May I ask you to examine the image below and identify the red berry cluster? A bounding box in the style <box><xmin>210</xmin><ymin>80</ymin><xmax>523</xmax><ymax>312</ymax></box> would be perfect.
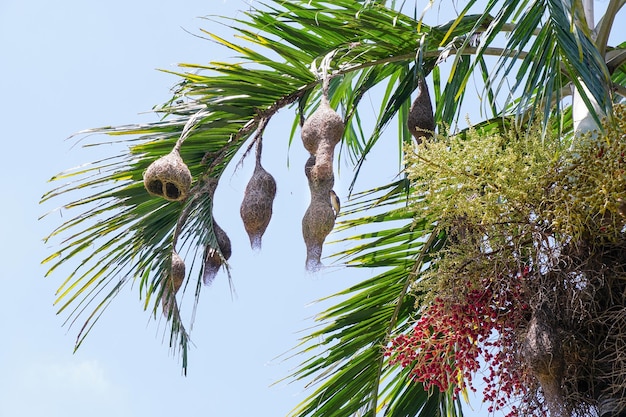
<box><xmin>387</xmin><ymin>272</ymin><xmax>533</xmax><ymax>416</ymax></box>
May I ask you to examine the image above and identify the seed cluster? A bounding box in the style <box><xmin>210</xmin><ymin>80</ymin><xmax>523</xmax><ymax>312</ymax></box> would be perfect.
<box><xmin>143</xmin><ymin>149</ymin><xmax>192</xmax><ymax>201</ymax></box>
<box><xmin>240</xmin><ymin>143</ymin><xmax>277</xmax><ymax>250</ymax></box>
<box><xmin>300</xmin><ymin>95</ymin><xmax>344</xmax><ymax>271</ymax></box>
<box><xmin>387</xmin><ymin>274</ymin><xmax>531</xmax><ymax>416</ymax></box>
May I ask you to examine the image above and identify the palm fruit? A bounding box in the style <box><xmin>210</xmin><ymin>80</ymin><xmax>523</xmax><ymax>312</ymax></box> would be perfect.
<box><xmin>302</xmin><ymin>198</ymin><xmax>336</xmax><ymax>271</ymax></box>
<box><xmin>143</xmin><ymin>149</ymin><xmax>192</xmax><ymax>201</ymax></box>
<box><xmin>162</xmin><ymin>251</ymin><xmax>185</xmax><ymax>316</ymax></box>
<box><xmin>618</xmin><ymin>198</ymin><xmax>626</xmax><ymax>218</ymax></box>
<box><xmin>407</xmin><ymin>76</ymin><xmax>435</xmax><ymax>144</ymax></box>
<box><xmin>240</xmin><ymin>159</ymin><xmax>277</xmax><ymax>250</ymax></box>
<box><xmin>301</xmin><ymin>96</ymin><xmax>344</xmax><ymax>153</ymax></box>
<box><xmin>202</xmin><ymin>221</ymin><xmax>232</xmax><ymax>285</ymax></box>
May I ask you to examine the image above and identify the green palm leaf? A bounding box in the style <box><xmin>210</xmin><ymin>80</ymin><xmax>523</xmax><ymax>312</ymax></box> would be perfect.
<box><xmin>455</xmin><ymin>0</ymin><xmax>614</xmax><ymax>129</ymax></box>
<box><xmin>286</xmin><ymin>179</ymin><xmax>453</xmax><ymax>417</ymax></box>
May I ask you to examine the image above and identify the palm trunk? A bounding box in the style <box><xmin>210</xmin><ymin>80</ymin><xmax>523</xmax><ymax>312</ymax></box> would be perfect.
<box><xmin>572</xmin><ymin>5</ymin><xmax>624</xmax><ymax>416</ymax></box>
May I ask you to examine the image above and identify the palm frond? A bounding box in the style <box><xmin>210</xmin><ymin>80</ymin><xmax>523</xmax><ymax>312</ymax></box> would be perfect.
<box><xmin>286</xmin><ymin>179</ymin><xmax>454</xmax><ymax>417</ymax></box>
<box><xmin>456</xmin><ymin>0</ymin><xmax>613</xmax><ymax>130</ymax></box>
<box><xmin>39</xmin><ymin>0</ymin><xmax>426</xmax><ymax>376</ymax></box>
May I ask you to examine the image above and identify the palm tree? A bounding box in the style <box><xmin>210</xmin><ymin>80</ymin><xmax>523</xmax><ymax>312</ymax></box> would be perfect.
<box><xmin>40</xmin><ymin>0</ymin><xmax>626</xmax><ymax>416</ymax></box>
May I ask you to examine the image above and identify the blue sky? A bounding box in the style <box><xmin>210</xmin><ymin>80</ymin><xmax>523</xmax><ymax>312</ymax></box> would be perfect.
<box><xmin>1</xmin><ymin>1</ymin><xmax>624</xmax><ymax>417</ymax></box>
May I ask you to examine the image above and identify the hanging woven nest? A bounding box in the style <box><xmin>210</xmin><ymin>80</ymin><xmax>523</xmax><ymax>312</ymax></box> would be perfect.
<box><xmin>143</xmin><ymin>149</ymin><xmax>192</xmax><ymax>202</ymax></box>
<box><xmin>240</xmin><ymin>159</ymin><xmax>277</xmax><ymax>250</ymax></box>
<box><xmin>523</xmin><ymin>303</ymin><xmax>566</xmax><ymax>415</ymax></box>
<box><xmin>302</xmin><ymin>198</ymin><xmax>336</xmax><ymax>271</ymax></box>
<box><xmin>203</xmin><ymin>221</ymin><xmax>232</xmax><ymax>285</ymax></box>
<box><xmin>161</xmin><ymin>251</ymin><xmax>185</xmax><ymax>315</ymax></box>
<box><xmin>300</xmin><ymin>91</ymin><xmax>344</xmax><ymax>271</ymax></box>
<box><xmin>407</xmin><ymin>76</ymin><xmax>435</xmax><ymax>144</ymax></box>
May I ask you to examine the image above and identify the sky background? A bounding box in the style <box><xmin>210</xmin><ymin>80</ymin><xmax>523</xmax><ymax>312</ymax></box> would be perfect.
<box><xmin>1</xmin><ymin>1</ymin><xmax>624</xmax><ymax>417</ymax></box>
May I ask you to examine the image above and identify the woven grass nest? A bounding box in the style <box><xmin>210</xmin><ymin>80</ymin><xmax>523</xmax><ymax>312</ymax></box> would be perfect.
<box><xmin>203</xmin><ymin>221</ymin><xmax>232</xmax><ymax>285</ymax></box>
<box><xmin>301</xmin><ymin>96</ymin><xmax>344</xmax><ymax>153</ymax></box>
<box><xmin>302</xmin><ymin>197</ymin><xmax>336</xmax><ymax>271</ymax></box>
<box><xmin>407</xmin><ymin>76</ymin><xmax>435</xmax><ymax>144</ymax></box>
<box><xmin>161</xmin><ymin>251</ymin><xmax>185</xmax><ymax>315</ymax></box>
<box><xmin>300</xmin><ymin>92</ymin><xmax>344</xmax><ymax>271</ymax></box>
<box><xmin>143</xmin><ymin>150</ymin><xmax>192</xmax><ymax>202</ymax></box>
<box><xmin>240</xmin><ymin>160</ymin><xmax>276</xmax><ymax>250</ymax></box>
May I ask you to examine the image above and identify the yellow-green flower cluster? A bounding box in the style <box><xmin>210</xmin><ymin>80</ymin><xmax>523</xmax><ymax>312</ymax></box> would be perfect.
<box><xmin>405</xmin><ymin>122</ymin><xmax>560</xmax><ymax>233</ymax></box>
<box><xmin>405</xmin><ymin>105</ymin><xmax>626</xmax><ymax>246</ymax></box>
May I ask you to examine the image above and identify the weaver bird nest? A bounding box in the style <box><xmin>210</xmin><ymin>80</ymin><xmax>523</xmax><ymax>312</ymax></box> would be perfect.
<box><xmin>161</xmin><ymin>251</ymin><xmax>186</xmax><ymax>316</ymax></box>
<box><xmin>407</xmin><ymin>76</ymin><xmax>435</xmax><ymax>144</ymax></box>
<box><xmin>240</xmin><ymin>144</ymin><xmax>277</xmax><ymax>250</ymax></box>
<box><xmin>143</xmin><ymin>149</ymin><xmax>192</xmax><ymax>202</ymax></box>
<box><xmin>393</xmin><ymin>104</ymin><xmax>626</xmax><ymax>417</ymax></box>
<box><xmin>203</xmin><ymin>220</ymin><xmax>232</xmax><ymax>286</ymax></box>
<box><xmin>300</xmin><ymin>94</ymin><xmax>344</xmax><ymax>271</ymax></box>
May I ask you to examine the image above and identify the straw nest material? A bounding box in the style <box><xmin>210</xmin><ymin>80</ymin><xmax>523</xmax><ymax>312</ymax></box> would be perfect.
<box><xmin>309</xmin><ymin>152</ymin><xmax>335</xmax><ymax>186</ymax></box>
<box><xmin>143</xmin><ymin>150</ymin><xmax>192</xmax><ymax>201</ymax></box>
<box><xmin>407</xmin><ymin>76</ymin><xmax>435</xmax><ymax>144</ymax></box>
<box><xmin>302</xmin><ymin>198</ymin><xmax>336</xmax><ymax>271</ymax></box>
<box><xmin>304</xmin><ymin>155</ymin><xmax>334</xmax><ymax>190</ymax></box>
<box><xmin>301</xmin><ymin>96</ymin><xmax>344</xmax><ymax>153</ymax></box>
<box><xmin>203</xmin><ymin>220</ymin><xmax>232</xmax><ymax>286</ymax></box>
<box><xmin>523</xmin><ymin>303</ymin><xmax>566</xmax><ymax>416</ymax></box>
<box><xmin>240</xmin><ymin>160</ymin><xmax>277</xmax><ymax>250</ymax></box>
<box><xmin>161</xmin><ymin>251</ymin><xmax>185</xmax><ymax>316</ymax></box>
<box><xmin>300</xmin><ymin>93</ymin><xmax>344</xmax><ymax>270</ymax></box>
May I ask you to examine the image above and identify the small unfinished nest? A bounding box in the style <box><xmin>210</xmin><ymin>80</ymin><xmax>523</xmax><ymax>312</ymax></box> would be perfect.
<box><xmin>522</xmin><ymin>303</ymin><xmax>566</xmax><ymax>416</ymax></box>
<box><xmin>407</xmin><ymin>76</ymin><xmax>435</xmax><ymax>144</ymax></box>
<box><xmin>161</xmin><ymin>251</ymin><xmax>185</xmax><ymax>316</ymax></box>
<box><xmin>203</xmin><ymin>220</ymin><xmax>232</xmax><ymax>285</ymax></box>
<box><xmin>240</xmin><ymin>158</ymin><xmax>277</xmax><ymax>250</ymax></box>
<box><xmin>143</xmin><ymin>149</ymin><xmax>192</xmax><ymax>202</ymax></box>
